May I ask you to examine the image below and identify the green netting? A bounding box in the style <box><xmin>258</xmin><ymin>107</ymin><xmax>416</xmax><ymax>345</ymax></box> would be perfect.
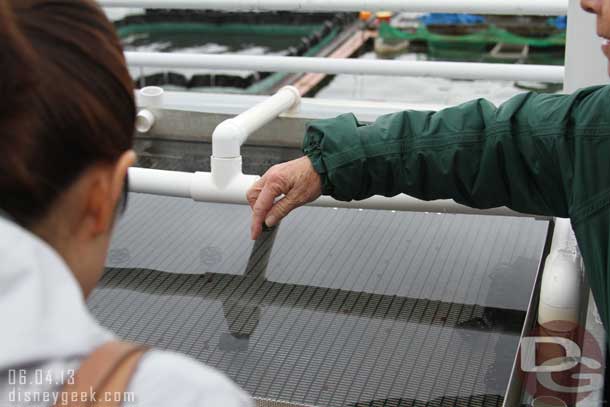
<box><xmin>117</xmin><ymin>22</ymin><xmax>321</xmax><ymax>38</ymax></box>
<box><xmin>379</xmin><ymin>22</ymin><xmax>566</xmax><ymax>48</ymax></box>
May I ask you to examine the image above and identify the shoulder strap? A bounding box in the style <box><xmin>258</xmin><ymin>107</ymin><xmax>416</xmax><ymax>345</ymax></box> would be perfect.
<box><xmin>53</xmin><ymin>341</ymin><xmax>149</xmax><ymax>407</ymax></box>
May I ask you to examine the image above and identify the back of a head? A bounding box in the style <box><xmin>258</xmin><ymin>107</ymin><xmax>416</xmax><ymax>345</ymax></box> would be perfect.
<box><xmin>0</xmin><ymin>0</ymin><xmax>135</xmax><ymax>227</ymax></box>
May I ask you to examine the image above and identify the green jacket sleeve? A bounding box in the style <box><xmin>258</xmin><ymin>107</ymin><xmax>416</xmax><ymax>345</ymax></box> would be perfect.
<box><xmin>303</xmin><ymin>84</ymin><xmax>610</xmax><ymax>328</ymax></box>
<box><xmin>304</xmin><ymin>85</ymin><xmax>610</xmax><ymax>218</ymax></box>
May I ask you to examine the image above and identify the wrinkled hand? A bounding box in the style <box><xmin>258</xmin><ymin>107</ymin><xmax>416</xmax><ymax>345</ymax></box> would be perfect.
<box><xmin>247</xmin><ymin>156</ymin><xmax>322</xmax><ymax>240</ymax></box>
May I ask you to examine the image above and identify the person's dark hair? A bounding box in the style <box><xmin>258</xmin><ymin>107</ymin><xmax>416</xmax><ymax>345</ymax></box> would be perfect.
<box><xmin>0</xmin><ymin>0</ymin><xmax>135</xmax><ymax>227</ymax></box>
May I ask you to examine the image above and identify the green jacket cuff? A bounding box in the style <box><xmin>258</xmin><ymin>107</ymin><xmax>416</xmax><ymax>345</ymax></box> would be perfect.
<box><xmin>303</xmin><ymin>123</ymin><xmax>334</xmax><ymax>196</ymax></box>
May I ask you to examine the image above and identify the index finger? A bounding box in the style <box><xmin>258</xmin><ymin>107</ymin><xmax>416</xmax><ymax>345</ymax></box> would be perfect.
<box><xmin>251</xmin><ymin>182</ymin><xmax>281</xmax><ymax>240</ymax></box>
<box><xmin>246</xmin><ymin>177</ymin><xmax>265</xmax><ymax>209</ymax></box>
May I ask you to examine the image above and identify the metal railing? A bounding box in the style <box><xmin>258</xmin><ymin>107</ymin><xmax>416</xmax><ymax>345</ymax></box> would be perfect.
<box><xmin>126</xmin><ymin>52</ymin><xmax>565</xmax><ymax>83</ymax></box>
<box><xmin>100</xmin><ymin>0</ymin><xmax>567</xmax><ymax>15</ymax></box>
<box><xmin>110</xmin><ymin>1</ymin><xmax>566</xmax><ymax>83</ymax></box>
<box><xmin>106</xmin><ymin>0</ymin><xmax>568</xmax><ymax>83</ymax></box>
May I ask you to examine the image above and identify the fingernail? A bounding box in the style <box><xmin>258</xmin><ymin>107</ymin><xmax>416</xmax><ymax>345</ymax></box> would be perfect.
<box><xmin>265</xmin><ymin>215</ymin><xmax>277</xmax><ymax>227</ymax></box>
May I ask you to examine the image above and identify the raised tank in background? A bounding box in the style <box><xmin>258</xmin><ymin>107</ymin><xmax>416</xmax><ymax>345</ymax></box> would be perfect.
<box><xmin>115</xmin><ymin>10</ymin><xmax>359</xmax><ymax>94</ymax></box>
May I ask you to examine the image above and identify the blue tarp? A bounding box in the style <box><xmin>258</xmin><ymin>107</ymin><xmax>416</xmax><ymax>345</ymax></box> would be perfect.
<box><xmin>549</xmin><ymin>16</ymin><xmax>567</xmax><ymax>30</ymax></box>
<box><xmin>419</xmin><ymin>13</ymin><xmax>486</xmax><ymax>26</ymax></box>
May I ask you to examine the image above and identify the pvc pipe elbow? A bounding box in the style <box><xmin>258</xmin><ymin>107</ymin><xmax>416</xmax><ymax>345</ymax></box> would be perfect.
<box><xmin>135</xmin><ymin>109</ymin><xmax>155</xmax><ymax>133</ymax></box>
<box><xmin>538</xmin><ymin>250</ymin><xmax>582</xmax><ymax>328</ymax></box>
<box><xmin>212</xmin><ymin>87</ymin><xmax>301</xmax><ymax>159</ymax></box>
<box><xmin>212</xmin><ymin>120</ymin><xmax>247</xmax><ymax>158</ymax></box>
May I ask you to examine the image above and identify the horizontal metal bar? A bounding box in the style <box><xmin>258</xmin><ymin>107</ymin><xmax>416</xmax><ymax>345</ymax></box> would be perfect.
<box><xmin>99</xmin><ymin>0</ymin><xmax>567</xmax><ymax>16</ymax></box>
<box><xmin>126</xmin><ymin>52</ymin><xmax>565</xmax><ymax>83</ymax></box>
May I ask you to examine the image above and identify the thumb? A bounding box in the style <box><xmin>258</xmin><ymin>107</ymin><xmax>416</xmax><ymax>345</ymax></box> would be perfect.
<box><xmin>265</xmin><ymin>195</ymin><xmax>298</xmax><ymax>227</ymax></box>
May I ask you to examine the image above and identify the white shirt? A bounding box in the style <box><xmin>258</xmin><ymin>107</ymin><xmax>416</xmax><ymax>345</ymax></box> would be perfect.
<box><xmin>0</xmin><ymin>217</ymin><xmax>253</xmax><ymax>407</ymax></box>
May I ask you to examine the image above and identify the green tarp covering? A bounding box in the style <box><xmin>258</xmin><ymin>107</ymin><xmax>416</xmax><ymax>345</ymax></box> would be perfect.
<box><xmin>379</xmin><ymin>22</ymin><xmax>565</xmax><ymax>48</ymax></box>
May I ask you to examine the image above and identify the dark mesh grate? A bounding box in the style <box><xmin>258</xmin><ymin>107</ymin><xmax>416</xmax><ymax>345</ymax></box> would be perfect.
<box><xmin>88</xmin><ymin>192</ymin><xmax>548</xmax><ymax>407</ymax></box>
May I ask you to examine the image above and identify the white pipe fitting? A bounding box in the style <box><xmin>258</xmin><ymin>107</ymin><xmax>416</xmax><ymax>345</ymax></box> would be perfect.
<box><xmin>135</xmin><ymin>86</ymin><xmax>164</xmax><ymax>133</ymax></box>
<box><xmin>192</xmin><ymin>171</ymin><xmax>260</xmax><ymax>203</ymax></box>
<box><xmin>211</xmin><ymin>155</ymin><xmax>245</xmax><ymax>186</ymax></box>
<box><xmin>135</xmin><ymin>109</ymin><xmax>156</xmax><ymax>133</ymax></box>
<box><xmin>212</xmin><ymin>86</ymin><xmax>301</xmax><ymax>159</ymax></box>
<box><xmin>210</xmin><ymin>86</ymin><xmax>300</xmax><ymax>191</ymax></box>
<box><xmin>211</xmin><ymin>120</ymin><xmax>248</xmax><ymax>159</ymax></box>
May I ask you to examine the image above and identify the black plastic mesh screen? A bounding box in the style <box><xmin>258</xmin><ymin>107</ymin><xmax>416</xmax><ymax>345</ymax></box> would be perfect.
<box><xmin>88</xmin><ymin>192</ymin><xmax>548</xmax><ymax>407</ymax></box>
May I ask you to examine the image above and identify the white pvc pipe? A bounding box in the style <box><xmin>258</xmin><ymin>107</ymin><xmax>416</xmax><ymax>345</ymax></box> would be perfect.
<box><xmin>232</xmin><ymin>86</ymin><xmax>300</xmax><ymax>137</ymax></box>
<box><xmin>99</xmin><ymin>0</ymin><xmax>567</xmax><ymax>15</ymax></box>
<box><xmin>128</xmin><ymin>167</ymin><xmax>536</xmax><ymax>218</ymax></box>
<box><xmin>129</xmin><ymin>168</ymin><xmax>193</xmax><ymax>198</ymax></box>
<box><xmin>125</xmin><ymin>52</ymin><xmax>565</xmax><ymax>83</ymax></box>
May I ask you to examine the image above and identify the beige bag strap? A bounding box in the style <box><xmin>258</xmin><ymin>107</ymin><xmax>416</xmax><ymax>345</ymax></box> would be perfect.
<box><xmin>53</xmin><ymin>341</ymin><xmax>148</xmax><ymax>407</ymax></box>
